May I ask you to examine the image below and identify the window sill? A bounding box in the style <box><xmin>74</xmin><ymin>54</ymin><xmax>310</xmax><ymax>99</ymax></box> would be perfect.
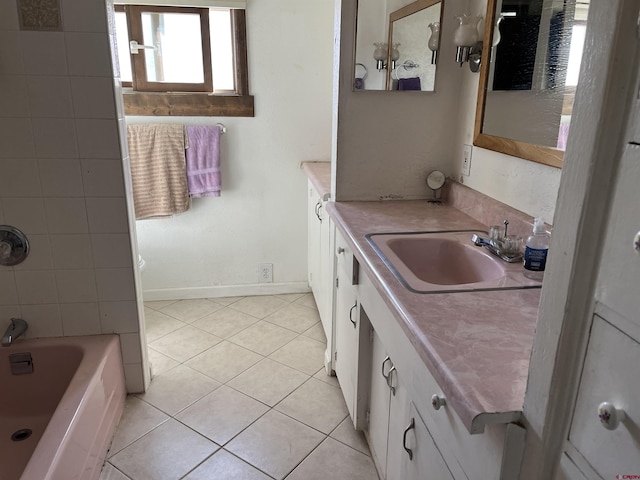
<box><xmin>122</xmin><ymin>91</ymin><xmax>254</xmax><ymax>117</ymax></box>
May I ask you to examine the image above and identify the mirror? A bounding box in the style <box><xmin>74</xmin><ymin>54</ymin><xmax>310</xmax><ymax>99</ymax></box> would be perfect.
<box><xmin>354</xmin><ymin>0</ymin><xmax>443</xmax><ymax>92</ymax></box>
<box><xmin>474</xmin><ymin>0</ymin><xmax>589</xmax><ymax>168</ymax></box>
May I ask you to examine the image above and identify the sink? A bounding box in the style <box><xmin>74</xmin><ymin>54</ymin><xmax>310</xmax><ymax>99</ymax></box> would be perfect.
<box><xmin>366</xmin><ymin>230</ymin><xmax>542</xmax><ymax>293</ymax></box>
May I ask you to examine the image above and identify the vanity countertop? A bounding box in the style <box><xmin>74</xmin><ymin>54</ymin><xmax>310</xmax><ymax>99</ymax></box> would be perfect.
<box><xmin>302</xmin><ymin>162</ymin><xmax>331</xmax><ymax>201</ymax></box>
<box><xmin>327</xmin><ymin>200</ymin><xmax>541</xmax><ymax>434</ymax></box>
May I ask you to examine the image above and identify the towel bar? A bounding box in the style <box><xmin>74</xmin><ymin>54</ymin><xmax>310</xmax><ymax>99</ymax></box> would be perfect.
<box><xmin>216</xmin><ymin>123</ymin><xmax>227</xmax><ymax>134</ymax></box>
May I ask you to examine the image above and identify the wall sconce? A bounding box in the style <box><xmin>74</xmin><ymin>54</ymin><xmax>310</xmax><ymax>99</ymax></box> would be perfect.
<box><xmin>453</xmin><ymin>14</ymin><xmax>482</xmax><ymax>65</ymax></box>
<box><xmin>390</xmin><ymin>43</ymin><xmax>400</xmax><ymax>70</ymax></box>
<box><xmin>373</xmin><ymin>42</ymin><xmax>388</xmax><ymax>70</ymax></box>
<box><xmin>428</xmin><ymin>22</ymin><xmax>440</xmax><ymax>64</ymax></box>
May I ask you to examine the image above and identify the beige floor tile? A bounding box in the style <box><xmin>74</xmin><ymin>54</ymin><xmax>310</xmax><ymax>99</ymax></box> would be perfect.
<box><xmin>185</xmin><ymin>341</ymin><xmax>263</xmax><ymax>383</ymax></box>
<box><xmin>302</xmin><ymin>322</ymin><xmax>326</xmax><ymax>343</ymax></box>
<box><xmin>143</xmin><ymin>307</ymin><xmax>186</xmax><ymax>343</ymax></box>
<box><xmin>149</xmin><ymin>325</ymin><xmax>222</xmax><ymax>362</ymax></box>
<box><xmin>263</xmin><ymin>303</ymin><xmax>321</xmax><ymax>333</ymax></box>
<box><xmin>144</xmin><ymin>300</ymin><xmax>177</xmax><ymax>311</ymax></box>
<box><xmin>228</xmin><ymin>295</ymin><xmax>289</xmax><ymax>319</ymax></box>
<box><xmin>293</xmin><ymin>293</ymin><xmax>317</xmax><ymax>309</ymax></box>
<box><xmin>227</xmin><ymin>358</ymin><xmax>309</xmax><ymax>407</ymax></box>
<box><xmin>228</xmin><ymin>321</ymin><xmax>297</xmax><ymax>356</ymax></box>
<box><xmin>313</xmin><ymin>368</ymin><xmax>340</xmax><ymax>388</ymax></box>
<box><xmin>285</xmin><ymin>437</ymin><xmax>379</xmax><ymax>480</ymax></box>
<box><xmin>110</xmin><ymin>419</ymin><xmax>218</xmax><ymax>480</ymax></box>
<box><xmin>137</xmin><ymin>364</ymin><xmax>220</xmax><ymax>415</ymax></box>
<box><xmin>226</xmin><ymin>410</ymin><xmax>324</xmax><ymax>480</ymax></box>
<box><xmin>275</xmin><ymin>378</ymin><xmax>348</xmax><ymax>434</ymax></box>
<box><xmin>275</xmin><ymin>293</ymin><xmax>306</xmax><ymax>303</ymax></box>
<box><xmin>176</xmin><ymin>385</ymin><xmax>269</xmax><ymax>445</ymax></box>
<box><xmin>330</xmin><ymin>417</ymin><xmax>370</xmax><ymax>456</ymax></box>
<box><xmin>183</xmin><ymin>449</ymin><xmax>271</xmax><ymax>480</ymax></box>
<box><xmin>108</xmin><ymin>396</ymin><xmax>170</xmax><ymax>457</ymax></box>
<box><xmin>159</xmin><ymin>298</ymin><xmax>223</xmax><ymax>323</ymax></box>
<box><xmin>269</xmin><ymin>335</ymin><xmax>326</xmax><ymax>375</ymax></box>
<box><xmin>208</xmin><ymin>296</ymin><xmax>244</xmax><ymax>306</ymax></box>
<box><xmin>100</xmin><ymin>462</ymin><xmax>131</xmax><ymax>480</ymax></box>
<box><xmin>192</xmin><ymin>307</ymin><xmax>260</xmax><ymax>339</ymax></box>
<box><xmin>147</xmin><ymin>347</ymin><xmax>179</xmax><ymax>377</ymax></box>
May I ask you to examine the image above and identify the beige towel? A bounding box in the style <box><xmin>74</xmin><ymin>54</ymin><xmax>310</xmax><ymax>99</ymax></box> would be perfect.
<box><xmin>127</xmin><ymin>124</ymin><xmax>190</xmax><ymax>220</ymax></box>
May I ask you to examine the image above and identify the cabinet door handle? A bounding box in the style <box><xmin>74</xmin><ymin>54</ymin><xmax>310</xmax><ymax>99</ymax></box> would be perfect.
<box><xmin>349</xmin><ymin>302</ymin><xmax>357</xmax><ymax>328</ymax></box>
<box><xmin>337</xmin><ymin>246</ymin><xmax>345</xmax><ymax>254</ymax></box>
<box><xmin>381</xmin><ymin>356</ymin><xmax>392</xmax><ymax>382</ymax></box>
<box><xmin>431</xmin><ymin>394</ymin><xmax>446</xmax><ymax>411</ymax></box>
<box><xmin>314</xmin><ymin>201</ymin><xmax>322</xmax><ymax>222</ymax></box>
<box><xmin>403</xmin><ymin>418</ymin><xmax>415</xmax><ymax>461</ymax></box>
<box><xmin>598</xmin><ymin>402</ymin><xmax>626</xmax><ymax>430</ymax></box>
<box><xmin>387</xmin><ymin>366</ymin><xmax>397</xmax><ymax>395</ymax></box>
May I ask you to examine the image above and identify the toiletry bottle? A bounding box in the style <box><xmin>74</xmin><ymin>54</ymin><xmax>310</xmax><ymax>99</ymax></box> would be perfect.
<box><xmin>523</xmin><ymin>217</ymin><xmax>549</xmax><ymax>280</ymax></box>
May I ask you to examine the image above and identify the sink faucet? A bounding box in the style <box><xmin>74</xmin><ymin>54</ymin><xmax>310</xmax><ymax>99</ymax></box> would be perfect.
<box><xmin>2</xmin><ymin>318</ymin><xmax>28</xmax><ymax>346</ymax></box>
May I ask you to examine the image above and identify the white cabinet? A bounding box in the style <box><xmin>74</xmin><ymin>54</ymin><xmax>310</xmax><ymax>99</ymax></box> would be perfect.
<box><xmin>307</xmin><ymin>180</ymin><xmax>334</xmax><ymax>372</ymax></box>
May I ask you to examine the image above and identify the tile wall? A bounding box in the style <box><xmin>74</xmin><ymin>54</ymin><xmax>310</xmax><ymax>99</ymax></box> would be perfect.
<box><xmin>0</xmin><ymin>0</ymin><xmax>146</xmax><ymax>391</ymax></box>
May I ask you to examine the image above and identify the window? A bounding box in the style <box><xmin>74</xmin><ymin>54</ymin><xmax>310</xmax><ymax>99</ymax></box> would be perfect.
<box><xmin>114</xmin><ymin>4</ymin><xmax>253</xmax><ymax>116</ymax></box>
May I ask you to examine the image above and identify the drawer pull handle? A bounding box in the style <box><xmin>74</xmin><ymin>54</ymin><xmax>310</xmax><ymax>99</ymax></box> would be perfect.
<box><xmin>381</xmin><ymin>356</ymin><xmax>392</xmax><ymax>381</ymax></box>
<box><xmin>387</xmin><ymin>366</ymin><xmax>397</xmax><ymax>395</ymax></box>
<box><xmin>349</xmin><ymin>302</ymin><xmax>357</xmax><ymax>328</ymax></box>
<box><xmin>598</xmin><ymin>402</ymin><xmax>626</xmax><ymax>430</ymax></box>
<box><xmin>431</xmin><ymin>394</ymin><xmax>446</xmax><ymax>411</ymax></box>
<box><xmin>403</xmin><ymin>418</ymin><xmax>415</xmax><ymax>461</ymax></box>
<box><xmin>337</xmin><ymin>246</ymin><xmax>345</xmax><ymax>254</ymax></box>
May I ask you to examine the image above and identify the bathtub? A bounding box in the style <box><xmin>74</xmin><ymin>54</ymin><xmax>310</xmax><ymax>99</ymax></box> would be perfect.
<box><xmin>0</xmin><ymin>335</ymin><xmax>126</xmax><ymax>480</ymax></box>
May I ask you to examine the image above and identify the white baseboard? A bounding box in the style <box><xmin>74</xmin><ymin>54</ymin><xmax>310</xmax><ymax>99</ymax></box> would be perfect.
<box><xmin>141</xmin><ymin>282</ymin><xmax>310</xmax><ymax>301</ymax></box>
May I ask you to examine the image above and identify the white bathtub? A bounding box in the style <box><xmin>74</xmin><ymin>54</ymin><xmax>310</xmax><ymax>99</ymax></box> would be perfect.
<box><xmin>0</xmin><ymin>335</ymin><xmax>126</xmax><ymax>480</ymax></box>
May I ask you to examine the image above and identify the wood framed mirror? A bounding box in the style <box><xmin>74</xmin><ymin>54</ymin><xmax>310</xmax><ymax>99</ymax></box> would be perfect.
<box><xmin>474</xmin><ymin>0</ymin><xmax>589</xmax><ymax>169</ymax></box>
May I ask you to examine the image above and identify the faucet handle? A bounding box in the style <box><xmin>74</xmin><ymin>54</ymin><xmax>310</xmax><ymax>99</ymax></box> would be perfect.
<box><xmin>503</xmin><ymin>219</ymin><xmax>509</xmax><ymax>238</ymax></box>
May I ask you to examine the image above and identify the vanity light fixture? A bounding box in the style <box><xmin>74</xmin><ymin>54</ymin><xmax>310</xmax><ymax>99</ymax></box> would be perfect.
<box><xmin>390</xmin><ymin>43</ymin><xmax>400</xmax><ymax>70</ymax></box>
<box><xmin>373</xmin><ymin>42</ymin><xmax>388</xmax><ymax>70</ymax></box>
<box><xmin>453</xmin><ymin>14</ymin><xmax>483</xmax><ymax>66</ymax></box>
<box><xmin>428</xmin><ymin>22</ymin><xmax>440</xmax><ymax>64</ymax></box>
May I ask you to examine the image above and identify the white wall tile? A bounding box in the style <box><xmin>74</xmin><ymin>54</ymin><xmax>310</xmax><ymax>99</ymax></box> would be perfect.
<box><xmin>0</xmin><ymin>32</ymin><xmax>25</xmax><ymax>74</ymax></box>
<box><xmin>0</xmin><ymin>272</ymin><xmax>18</xmax><ymax>305</ymax></box>
<box><xmin>50</xmin><ymin>234</ymin><xmax>94</xmax><ymax>269</ymax></box>
<box><xmin>100</xmin><ymin>300</ymin><xmax>140</xmax><ymax>333</ymax></box>
<box><xmin>32</xmin><ymin>118</ymin><xmax>78</xmax><ymax>158</ymax></box>
<box><xmin>71</xmin><ymin>77</ymin><xmax>117</xmax><ymax>119</ymax></box>
<box><xmin>119</xmin><ymin>332</ymin><xmax>143</xmax><ymax>363</ymax></box>
<box><xmin>44</xmin><ymin>197</ymin><xmax>89</xmax><ymax>234</ymax></box>
<box><xmin>0</xmin><ymin>1</ymin><xmax>19</xmax><ymax>30</ymax></box>
<box><xmin>91</xmin><ymin>233</ymin><xmax>133</xmax><ymax>268</ymax></box>
<box><xmin>27</xmin><ymin>76</ymin><xmax>73</xmax><ymax>118</ymax></box>
<box><xmin>123</xmin><ymin>362</ymin><xmax>145</xmax><ymax>393</ymax></box>
<box><xmin>0</xmin><ymin>75</ymin><xmax>30</xmax><ymax>116</ymax></box>
<box><xmin>95</xmin><ymin>268</ymin><xmax>135</xmax><ymax>301</ymax></box>
<box><xmin>0</xmin><ymin>118</ymin><xmax>34</xmax><ymax>158</ymax></box>
<box><xmin>2</xmin><ymin>197</ymin><xmax>47</xmax><ymax>234</ymax></box>
<box><xmin>0</xmin><ymin>306</ymin><xmax>22</xmax><ymax>322</ymax></box>
<box><xmin>65</xmin><ymin>32</ymin><xmax>113</xmax><ymax>77</ymax></box>
<box><xmin>0</xmin><ymin>159</ymin><xmax>41</xmax><ymax>197</ymax></box>
<box><xmin>60</xmin><ymin>302</ymin><xmax>101</xmax><ymax>335</ymax></box>
<box><xmin>38</xmin><ymin>158</ymin><xmax>84</xmax><ymax>197</ymax></box>
<box><xmin>56</xmin><ymin>269</ymin><xmax>98</xmax><ymax>303</ymax></box>
<box><xmin>76</xmin><ymin>119</ymin><xmax>121</xmax><ymax>158</ymax></box>
<box><xmin>61</xmin><ymin>0</ymin><xmax>108</xmax><ymax>33</ymax></box>
<box><xmin>21</xmin><ymin>304</ymin><xmax>62</xmax><ymax>338</ymax></box>
<box><xmin>20</xmin><ymin>31</ymin><xmax>68</xmax><ymax>76</ymax></box>
<box><xmin>81</xmin><ymin>158</ymin><xmax>125</xmax><ymax>197</ymax></box>
<box><xmin>14</xmin><ymin>270</ymin><xmax>58</xmax><ymax>304</ymax></box>
<box><xmin>12</xmin><ymin>235</ymin><xmax>53</xmax><ymax>271</ymax></box>
<box><xmin>86</xmin><ymin>197</ymin><xmax>129</xmax><ymax>233</ymax></box>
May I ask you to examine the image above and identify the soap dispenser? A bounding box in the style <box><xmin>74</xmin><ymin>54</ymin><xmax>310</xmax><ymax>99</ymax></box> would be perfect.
<box><xmin>523</xmin><ymin>217</ymin><xmax>549</xmax><ymax>280</ymax></box>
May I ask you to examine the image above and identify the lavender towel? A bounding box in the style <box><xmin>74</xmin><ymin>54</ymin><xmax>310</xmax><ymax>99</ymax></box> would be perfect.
<box><xmin>185</xmin><ymin>125</ymin><xmax>222</xmax><ymax>197</ymax></box>
<box><xmin>398</xmin><ymin>77</ymin><xmax>421</xmax><ymax>91</ymax></box>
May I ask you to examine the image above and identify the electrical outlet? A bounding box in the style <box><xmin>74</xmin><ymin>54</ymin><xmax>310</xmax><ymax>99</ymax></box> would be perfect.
<box><xmin>259</xmin><ymin>263</ymin><xmax>273</xmax><ymax>283</ymax></box>
<box><xmin>462</xmin><ymin>144</ymin><xmax>472</xmax><ymax>176</ymax></box>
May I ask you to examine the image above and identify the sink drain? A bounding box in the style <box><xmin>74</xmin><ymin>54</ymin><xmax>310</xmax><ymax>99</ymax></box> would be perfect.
<box><xmin>11</xmin><ymin>429</ymin><xmax>32</xmax><ymax>441</ymax></box>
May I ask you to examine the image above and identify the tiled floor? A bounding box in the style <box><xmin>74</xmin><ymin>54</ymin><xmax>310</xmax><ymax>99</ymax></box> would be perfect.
<box><xmin>100</xmin><ymin>294</ymin><xmax>380</xmax><ymax>480</ymax></box>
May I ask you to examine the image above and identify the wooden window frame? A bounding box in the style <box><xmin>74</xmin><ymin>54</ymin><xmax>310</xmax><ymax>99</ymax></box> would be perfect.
<box><xmin>115</xmin><ymin>5</ymin><xmax>253</xmax><ymax>117</ymax></box>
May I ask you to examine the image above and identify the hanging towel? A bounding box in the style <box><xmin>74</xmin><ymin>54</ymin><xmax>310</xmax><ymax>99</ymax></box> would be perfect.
<box><xmin>127</xmin><ymin>124</ymin><xmax>190</xmax><ymax>220</ymax></box>
<box><xmin>398</xmin><ymin>77</ymin><xmax>421</xmax><ymax>91</ymax></box>
<box><xmin>185</xmin><ymin>125</ymin><xmax>222</xmax><ymax>197</ymax></box>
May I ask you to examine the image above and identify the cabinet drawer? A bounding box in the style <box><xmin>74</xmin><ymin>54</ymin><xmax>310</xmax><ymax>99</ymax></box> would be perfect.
<box><xmin>568</xmin><ymin>314</ymin><xmax>640</xmax><ymax>477</ymax></box>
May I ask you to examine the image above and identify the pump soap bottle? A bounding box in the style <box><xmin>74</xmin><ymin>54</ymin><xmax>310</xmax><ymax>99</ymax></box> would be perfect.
<box><xmin>523</xmin><ymin>217</ymin><xmax>549</xmax><ymax>280</ymax></box>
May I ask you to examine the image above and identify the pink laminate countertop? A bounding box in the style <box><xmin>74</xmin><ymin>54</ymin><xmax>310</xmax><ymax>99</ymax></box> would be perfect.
<box><xmin>302</xmin><ymin>162</ymin><xmax>331</xmax><ymax>201</ymax></box>
<box><xmin>327</xmin><ymin>200</ymin><xmax>540</xmax><ymax>434</ymax></box>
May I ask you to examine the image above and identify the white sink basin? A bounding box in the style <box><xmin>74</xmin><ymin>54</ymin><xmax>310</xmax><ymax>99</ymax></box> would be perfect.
<box><xmin>366</xmin><ymin>230</ymin><xmax>541</xmax><ymax>293</ymax></box>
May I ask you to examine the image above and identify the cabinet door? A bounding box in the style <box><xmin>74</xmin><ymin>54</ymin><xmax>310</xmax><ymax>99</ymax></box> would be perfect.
<box><xmin>317</xmin><ymin>202</ymin><xmax>333</xmax><ymax>334</ymax></box>
<box><xmin>400</xmin><ymin>403</ymin><xmax>455</xmax><ymax>480</ymax></box>
<box><xmin>307</xmin><ymin>181</ymin><xmax>321</xmax><ymax>295</ymax></box>
<box><xmin>368</xmin><ymin>330</ymin><xmax>392</xmax><ymax>479</ymax></box>
<box><xmin>385</xmin><ymin>360</ymin><xmax>410</xmax><ymax>480</ymax></box>
<box><xmin>334</xmin><ymin>270</ymin><xmax>358</xmax><ymax>420</ymax></box>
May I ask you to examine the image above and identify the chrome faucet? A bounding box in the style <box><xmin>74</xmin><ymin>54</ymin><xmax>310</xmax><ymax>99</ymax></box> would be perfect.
<box><xmin>2</xmin><ymin>318</ymin><xmax>28</xmax><ymax>346</ymax></box>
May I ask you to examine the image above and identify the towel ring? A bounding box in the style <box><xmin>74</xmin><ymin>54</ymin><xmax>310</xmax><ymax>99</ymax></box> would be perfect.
<box><xmin>355</xmin><ymin>63</ymin><xmax>368</xmax><ymax>80</ymax></box>
<box><xmin>392</xmin><ymin>61</ymin><xmax>419</xmax><ymax>80</ymax></box>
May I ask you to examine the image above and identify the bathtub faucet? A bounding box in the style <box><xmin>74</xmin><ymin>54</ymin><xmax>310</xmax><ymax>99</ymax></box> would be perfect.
<box><xmin>2</xmin><ymin>318</ymin><xmax>28</xmax><ymax>346</ymax></box>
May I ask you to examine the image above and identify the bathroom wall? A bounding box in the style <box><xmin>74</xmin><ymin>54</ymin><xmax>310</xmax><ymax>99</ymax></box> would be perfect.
<box><xmin>131</xmin><ymin>0</ymin><xmax>336</xmax><ymax>299</ymax></box>
<box><xmin>0</xmin><ymin>0</ymin><xmax>146</xmax><ymax>392</ymax></box>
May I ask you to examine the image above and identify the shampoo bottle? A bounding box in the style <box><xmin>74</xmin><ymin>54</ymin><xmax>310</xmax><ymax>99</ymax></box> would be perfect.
<box><xmin>523</xmin><ymin>217</ymin><xmax>549</xmax><ymax>280</ymax></box>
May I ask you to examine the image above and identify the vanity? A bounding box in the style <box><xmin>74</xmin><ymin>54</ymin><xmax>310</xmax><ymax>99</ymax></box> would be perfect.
<box><xmin>304</xmin><ymin>162</ymin><xmax>542</xmax><ymax>479</ymax></box>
